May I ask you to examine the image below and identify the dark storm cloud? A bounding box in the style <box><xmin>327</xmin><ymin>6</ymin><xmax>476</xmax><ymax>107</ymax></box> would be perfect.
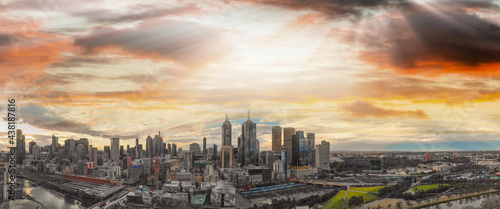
<box><xmin>74</xmin><ymin>19</ymin><xmax>229</xmax><ymax>66</ymax></box>
<box><xmin>356</xmin><ymin>0</ymin><xmax>500</xmax><ymax>74</ymax></box>
<box><xmin>393</xmin><ymin>10</ymin><xmax>500</xmax><ymax>67</ymax></box>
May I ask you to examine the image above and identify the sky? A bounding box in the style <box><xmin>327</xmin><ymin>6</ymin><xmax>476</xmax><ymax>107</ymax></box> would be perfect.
<box><xmin>1</xmin><ymin>0</ymin><xmax>500</xmax><ymax>152</ymax></box>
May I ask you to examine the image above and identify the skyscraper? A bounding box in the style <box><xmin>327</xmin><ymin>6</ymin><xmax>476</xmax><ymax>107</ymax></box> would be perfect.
<box><xmin>222</xmin><ymin>112</ymin><xmax>232</xmax><ymax>146</ymax></box>
<box><xmin>272</xmin><ymin>126</ymin><xmax>282</xmax><ymax>154</ymax></box>
<box><xmin>120</xmin><ymin>145</ymin><xmax>124</xmax><ymax>156</ymax></box>
<box><xmin>297</xmin><ymin>131</ymin><xmax>308</xmax><ymax>166</ymax></box>
<box><xmin>32</xmin><ymin>144</ymin><xmax>40</xmax><ymax>161</ymax></box>
<box><xmin>16</xmin><ymin>129</ymin><xmax>25</xmax><ymax>164</ymax></box>
<box><xmin>89</xmin><ymin>145</ymin><xmax>93</xmax><ymax>161</ymax></box>
<box><xmin>65</xmin><ymin>138</ymin><xmax>76</xmax><ymax>161</ymax></box>
<box><xmin>291</xmin><ymin>134</ymin><xmax>300</xmax><ymax>168</ymax></box>
<box><xmin>307</xmin><ymin>133</ymin><xmax>315</xmax><ymax>167</ymax></box>
<box><xmin>104</xmin><ymin>146</ymin><xmax>110</xmax><ymax>159</ymax></box>
<box><xmin>172</xmin><ymin>143</ymin><xmax>177</xmax><ymax>156</ymax></box>
<box><xmin>221</xmin><ymin>146</ymin><xmax>234</xmax><ymax>168</ymax></box>
<box><xmin>146</xmin><ymin>135</ymin><xmax>153</xmax><ymax>158</ymax></box>
<box><xmin>167</xmin><ymin>143</ymin><xmax>172</xmax><ymax>155</ymax></box>
<box><xmin>155</xmin><ymin>131</ymin><xmax>163</xmax><ymax>156</ymax></box>
<box><xmin>283</xmin><ymin>127</ymin><xmax>295</xmax><ymax>165</ymax></box>
<box><xmin>52</xmin><ymin>134</ymin><xmax>58</xmax><ymax>154</ymax></box>
<box><xmin>203</xmin><ymin>137</ymin><xmax>207</xmax><ymax>158</ymax></box>
<box><xmin>240</xmin><ymin>110</ymin><xmax>258</xmax><ymax>166</ymax></box>
<box><xmin>29</xmin><ymin>141</ymin><xmax>36</xmax><ymax>155</ymax></box>
<box><xmin>292</xmin><ymin>131</ymin><xmax>309</xmax><ymax>168</ymax></box>
<box><xmin>111</xmin><ymin>138</ymin><xmax>120</xmax><ymax>162</ymax></box>
<box><xmin>213</xmin><ymin>144</ymin><xmax>218</xmax><ymax>166</ymax></box>
<box><xmin>91</xmin><ymin>147</ymin><xmax>98</xmax><ymax>163</ymax></box>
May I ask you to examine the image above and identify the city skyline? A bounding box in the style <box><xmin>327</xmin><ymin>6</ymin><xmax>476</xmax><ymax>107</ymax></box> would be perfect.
<box><xmin>2</xmin><ymin>0</ymin><xmax>500</xmax><ymax>152</ymax></box>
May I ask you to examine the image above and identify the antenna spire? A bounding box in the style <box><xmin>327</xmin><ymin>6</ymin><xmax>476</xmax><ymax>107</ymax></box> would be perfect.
<box><xmin>247</xmin><ymin>104</ymin><xmax>250</xmax><ymax>120</ymax></box>
<box><xmin>226</xmin><ymin>111</ymin><xmax>228</xmax><ymax>120</ymax></box>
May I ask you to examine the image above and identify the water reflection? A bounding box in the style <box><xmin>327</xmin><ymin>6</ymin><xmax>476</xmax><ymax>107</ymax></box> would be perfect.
<box><xmin>23</xmin><ymin>180</ymin><xmax>86</xmax><ymax>209</ymax></box>
<box><xmin>423</xmin><ymin>193</ymin><xmax>500</xmax><ymax>209</ymax></box>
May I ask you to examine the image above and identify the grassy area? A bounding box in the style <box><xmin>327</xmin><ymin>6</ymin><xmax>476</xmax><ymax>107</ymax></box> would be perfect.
<box><xmin>412</xmin><ymin>184</ymin><xmax>448</xmax><ymax>192</ymax></box>
<box><xmin>350</xmin><ymin>186</ymin><xmax>386</xmax><ymax>193</ymax></box>
<box><xmin>324</xmin><ymin>187</ymin><xmax>383</xmax><ymax>209</ymax></box>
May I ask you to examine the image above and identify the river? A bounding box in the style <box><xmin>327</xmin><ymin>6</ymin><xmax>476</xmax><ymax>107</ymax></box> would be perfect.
<box><xmin>23</xmin><ymin>180</ymin><xmax>86</xmax><ymax>209</ymax></box>
<box><xmin>421</xmin><ymin>192</ymin><xmax>500</xmax><ymax>209</ymax></box>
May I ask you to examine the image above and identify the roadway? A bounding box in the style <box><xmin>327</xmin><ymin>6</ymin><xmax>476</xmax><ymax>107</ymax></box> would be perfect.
<box><xmin>88</xmin><ymin>189</ymin><xmax>130</xmax><ymax>209</ymax></box>
<box><xmin>296</xmin><ymin>180</ymin><xmax>384</xmax><ymax>187</ymax></box>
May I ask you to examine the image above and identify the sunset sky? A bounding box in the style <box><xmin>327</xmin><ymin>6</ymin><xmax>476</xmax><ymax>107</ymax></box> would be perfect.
<box><xmin>2</xmin><ymin>0</ymin><xmax>500</xmax><ymax>152</ymax></box>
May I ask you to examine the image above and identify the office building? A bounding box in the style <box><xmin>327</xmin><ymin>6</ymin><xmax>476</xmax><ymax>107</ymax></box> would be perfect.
<box><xmin>283</xmin><ymin>127</ymin><xmax>295</xmax><ymax>165</ymax></box>
<box><xmin>292</xmin><ymin>131</ymin><xmax>309</xmax><ymax>169</ymax></box>
<box><xmin>52</xmin><ymin>134</ymin><xmax>58</xmax><ymax>154</ymax></box>
<box><xmin>65</xmin><ymin>138</ymin><xmax>76</xmax><ymax>161</ymax></box>
<box><xmin>221</xmin><ymin>145</ymin><xmax>234</xmax><ymax>168</ymax></box>
<box><xmin>190</xmin><ymin>143</ymin><xmax>201</xmax><ymax>154</ymax></box>
<box><xmin>172</xmin><ymin>143</ymin><xmax>177</xmax><ymax>156</ymax></box>
<box><xmin>146</xmin><ymin>136</ymin><xmax>153</xmax><ymax>158</ymax></box>
<box><xmin>104</xmin><ymin>146</ymin><xmax>110</xmax><ymax>159</ymax></box>
<box><xmin>29</xmin><ymin>141</ymin><xmax>36</xmax><ymax>155</ymax></box>
<box><xmin>307</xmin><ymin>133</ymin><xmax>315</xmax><ymax>167</ymax></box>
<box><xmin>203</xmin><ymin>137</ymin><xmax>207</xmax><ymax>158</ymax></box>
<box><xmin>32</xmin><ymin>144</ymin><xmax>40</xmax><ymax>160</ymax></box>
<box><xmin>272</xmin><ymin>126</ymin><xmax>282</xmax><ymax>155</ymax></box>
<box><xmin>16</xmin><ymin>129</ymin><xmax>26</xmax><ymax>164</ymax></box>
<box><xmin>315</xmin><ymin>140</ymin><xmax>330</xmax><ymax>170</ymax></box>
<box><xmin>239</xmin><ymin>110</ymin><xmax>258</xmax><ymax>166</ymax></box>
<box><xmin>91</xmin><ymin>147</ymin><xmax>98</xmax><ymax>163</ymax></box>
<box><xmin>89</xmin><ymin>145</ymin><xmax>93</xmax><ymax>161</ymax></box>
<box><xmin>111</xmin><ymin>138</ymin><xmax>120</xmax><ymax>162</ymax></box>
<box><xmin>222</xmin><ymin>112</ymin><xmax>232</xmax><ymax>146</ymax></box>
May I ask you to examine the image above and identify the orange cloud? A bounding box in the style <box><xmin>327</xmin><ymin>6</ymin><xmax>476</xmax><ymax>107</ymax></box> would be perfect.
<box><xmin>341</xmin><ymin>100</ymin><xmax>429</xmax><ymax>119</ymax></box>
<box><xmin>0</xmin><ymin>17</ymin><xmax>74</xmax><ymax>87</ymax></box>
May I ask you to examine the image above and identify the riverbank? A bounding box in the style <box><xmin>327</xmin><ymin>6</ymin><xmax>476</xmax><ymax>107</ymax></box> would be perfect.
<box><xmin>357</xmin><ymin>189</ymin><xmax>498</xmax><ymax>209</ymax></box>
<box><xmin>410</xmin><ymin>189</ymin><xmax>498</xmax><ymax>209</ymax></box>
<box><xmin>24</xmin><ymin>182</ymin><xmax>86</xmax><ymax>209</ymax></box>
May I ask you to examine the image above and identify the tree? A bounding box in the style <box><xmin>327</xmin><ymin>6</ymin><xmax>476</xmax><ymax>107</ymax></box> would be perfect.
<box><xmin>396</xmin><ymin>201</ymin><xmax>403</xmax><ymax>209</ymax></box>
